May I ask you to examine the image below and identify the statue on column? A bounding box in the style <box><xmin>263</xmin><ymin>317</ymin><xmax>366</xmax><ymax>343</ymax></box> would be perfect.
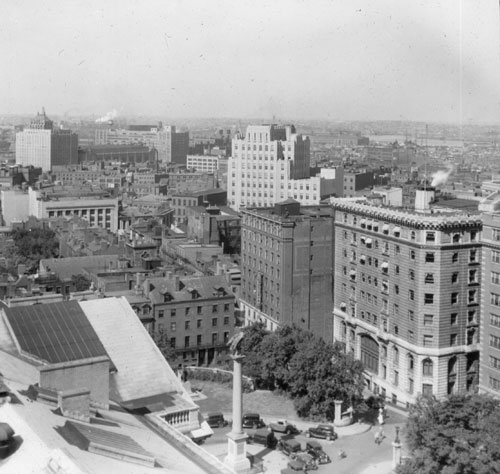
<box><xmin>228</xmin><ymin>331</ymin><xmax>245</xmax><ymax>357</ymax></box>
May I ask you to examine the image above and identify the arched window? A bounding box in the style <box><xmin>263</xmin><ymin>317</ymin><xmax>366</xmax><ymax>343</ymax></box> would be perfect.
<box><xmin>423</xmin><ymin>358</ymin><xmax>433</xmax><ymax>376</ymax></box>
<box><xmin>393</xmin><ymin>347</ymin><xmax>399</xmax><ymax>366</ymax></box>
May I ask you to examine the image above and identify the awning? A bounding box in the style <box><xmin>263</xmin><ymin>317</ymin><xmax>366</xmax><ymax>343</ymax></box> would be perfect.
<box><xmin>382</xmin><ymin>224</ymin><xmax>389</xmax><ymax>232</ymax></box>
<box><xmin>191</xmin><ymin>421</ymin><xmax>214</xmax><ymax>441</ymax></box>
<box><xmin>340</xmin><ymin>302</ymin><xmax>347</xmax><ymax>309</ymax></box>
<box><xmin>381</xmin><ymin>262</ymin><xmax>389</xmax><ymax>269</ymax></box>
<box><xmin>393</xmin><ymin>226</ymin><xmax>401</xmax><ymax>234</ymax></box>
<box><xmin>366</xmin><ymin>238</ymin><xmax>373</xmax><ymax>245</ymax></box>
<box><xmin>349</xmin><ymin>270</ymin><xmax>356</xmax><ymax>276</ymax></box>
<box><xmin>360</xmin><ymin>255</ymin><xmax>366</xmax><ymax>262</ymax></box>
<box><xmin>360</xmin><ymin>219</ymin><xmax>366</xmax><ymax>227</ymax></box>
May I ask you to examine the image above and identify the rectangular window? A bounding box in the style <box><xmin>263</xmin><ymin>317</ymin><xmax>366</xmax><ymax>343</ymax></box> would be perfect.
<box><xmin>451</xmin><ymin>313</ymin><xmax>458</xmax><ymax>325</ymax></box>
<box><xmin>491</xmin><ymin>313</ymin><xmax>500</xmax><ymax>328</ymax></box>
<box><xmin>409</xmin><ymin>269</ymin><xmax>415</xmax><ymax>280</ymax></box>
<box><xmin>423</xmin><ymin>335</ymin><xmax>433</xmax><ymax>346</ymax></box>
<box><xmin>158</xmin><ymin>310</ymin><xmax>164</xmax><ymax>318</ymax></box>
<box><xmin>410</xmin><ymin>250</ymin><xmax>416</xmax><ymax>260</ymax></box>
<box><xmin>452</xmin><ymin>272</ymin><xmax>459</xmax><ymax>283</ymax></box>
<box><xmin>426</xmin><ymin>232</ymin><xmax>436</xmax><ymax>242</ymax></box>
<box><xmin>452</xmin><ymin>252</ymin><xmax>459</xmax><ymax>263</ymax></box>
<box><xmin>197</xmin><ymin>306</ymin><xmax>203</xmax><ymax>314</ymax></box>
<box><xmin>492</xmin><ymin>272</ymin><xmax>500</xmax><ymax>285</ymax></box>
<box><xmin>424</xmin><ymin>314</ymin><xmax>434</xmax><ymax>326</ymax></box>
<box><xmin>224</xmin><ymin>303</ymin><xmax>230</xmax><ymax>312</ymax></box>
<box><xmin>185</xmin><ymin>307</ymin><xmax>190</xmax><ymax>315</ymax></box>
<box><xmin>493</xmin><ymin>229</ymin><xmax>500</xmax><ymax>241</ymax></box>
<box><xmin>171</xmin><ymin>309</ymin><xmax>176</xmax><ymax>317</ymax></box>
<box><xmin>197</xmin><ymin>319</ymin><xmax>202</xmax><ymax>328</ymax></box>
<box><xmin>489</xmin><ymin>377</ymin><xmax>500</xmax><ymax>391</ymax></box>
<box><xmin>425</xmin><ymin>253</ymin><xmax>435</xmax><ymax>263</ymax></box>
<box><xmin>491</xmin><ymin>293</ymin><xmax>500</xmax><ymax>307</ymax></box>
<box><xmin>424</xmin><ymin>293</ymin><xmax>434</xmax><ymax>304</ymax></box>
<box><xmin>468</xmin><ymin>290</ymin><xmax>477</xmax><ymax>304</ymax></box>
<box><xmin>451</xmin><ymin>293</ymin><xmax>458</xmax><ymax>304</ymax></box>
<box><xmin>490</xmin><ymin>334</ymin><xmax>500</xmax><ymax>349</ymax></box>
<box><xmin>212</xmin><ymin>318</ymin><xmax>217</xmax><ymax>327</ymax></box>
<box><xmin>212</xmin><ymin>333</ymin><xmax>218</xmax><ymax>345</ymax></box>
<box><xmin>450</xmin><ymin>334</ymin><xmax>458</xmax><ymax>346</ymax></box>
<box><xmin>170</xmin><ymin>322</ymin><xmax>176</xmax><ymax>331</ymax></box>
<box><xmin>185</xmin><ymin>336</ymin><xmax>190</xmax><ymax>348</ymax></box>
<box><xmin>490</xmin><ymin>355</ymin><xmax>500</xmax><ymax>369</ymax></box>
<box><xmin>493</xmin><ymin>250</ymin><xmax>500</xmax><ymax>263</ymax></box>
<box><xmin>409</xmin><ymin>290</ymin><xmax>414</xmax><ymax>301</ymax></box>
<box><xmin>170</xmin><ymin>337</ymin><xmax>176</xmax><ymax>348</ymax></box>
<box><xmin>422</xmin><ymin>384</ymin><xmax>433</xmax><ymax>396</ymax></box>
<box><xmin>470</xmin><ymin>250</ymin><xmax>478</xmax><ymax>263</ymax></box>
<box><xmin>212</xmin><ymin>305</ymin><xmax>218</xmax><ymax>313</ymax></box>
<box><xmin>408</xmin><ymin>310</ymin><xmax>414</xmax><ymax>321</ymax></box>
<box><xmin>224</xmin><ymin>316</ymin><xmax>230</xmax><ymax>325</ymax></box>
<box><xmin>197</xmin><ymin>335</ymin><xmax>202</xmax><ymax>346</ymax></box>
<box><xmin>424</xmin><ymin>273</ymin><xmax>434</xmax><ymax>284</ymax></box>
<box><xmin>408</xmin><ymin>378</ymin><xmax>414</xmax><ymax>394</ymax></box>
<box><xmin>185</xmin><ymin>321</ymin><xmax>191</xmax><ymax>330</ymax></box>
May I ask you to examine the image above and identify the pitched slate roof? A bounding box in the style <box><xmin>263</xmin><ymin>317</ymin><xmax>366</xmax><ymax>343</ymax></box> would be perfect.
<box><xmin>4</xmin><ymin>301</ymin><xmax>108</xmax><ymax>364</ymax></box>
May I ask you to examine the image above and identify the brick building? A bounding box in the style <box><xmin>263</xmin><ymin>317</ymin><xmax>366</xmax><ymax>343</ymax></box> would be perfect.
<box><xmin>144</xmin><ymin>273</ymin><xmax>236</xmax><ymax>366</ymax></box>
<box><xmin>240</xmin><ymin>200</ymin><xmax>335</xmax><ymax>338</ymax></box>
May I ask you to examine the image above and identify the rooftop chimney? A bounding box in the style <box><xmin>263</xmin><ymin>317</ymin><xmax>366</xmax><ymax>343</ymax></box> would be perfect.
<box><xmin>415</xmin><ymin>187</ymin><xmax>435</xmax><ymax>211</ymax></box>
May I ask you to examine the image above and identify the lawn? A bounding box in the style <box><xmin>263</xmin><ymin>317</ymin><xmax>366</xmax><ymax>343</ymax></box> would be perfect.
<box><xmin>193</xmin><ymin>380</ymin><xmax>297</xmax><ymax>419</ymax></box>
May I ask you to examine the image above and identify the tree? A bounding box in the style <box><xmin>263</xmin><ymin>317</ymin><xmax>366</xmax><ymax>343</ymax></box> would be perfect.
<box><xmin>153</xmin><ymin>326</ymin><xmax>178</xmax><ymax>365</ymax></box>
<box><xmin>239</xmin><ymin>322</ymin><xmax>270</xmax><ymax>387</ymax></box>
<box><xmin>71</xmin><ymin>274</ymin><xmax>92</xmax><ymax>291</ymax></box>
<box><xmin>397</xmin><ymin>394</ymin><xmax>500</xmax><ymax>474</ymax></box>
<box><xmin>10</xmin><ymin>228</ymin><xmax>59</xmax><ymax>273</ymax></box>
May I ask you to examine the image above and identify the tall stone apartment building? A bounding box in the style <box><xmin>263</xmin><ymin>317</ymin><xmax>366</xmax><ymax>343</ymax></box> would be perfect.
<box><xmin>240</xmin><ymin>200</ymin><xmax>334</xmax><ymax>339</ymax></box>
<box><xmin>332</xmin><ymin>195</ymin><xmax>482</xmax><ymax>406</ymax></box>
<box><xmin>479</xmin><ymin>209</ymin><xmax>500</xmax><ymax>397</ymax></box>
<box><xmin>228</xmin><ymin>124</ymin><xmax>330</xmax><ymax>211</ymax></box>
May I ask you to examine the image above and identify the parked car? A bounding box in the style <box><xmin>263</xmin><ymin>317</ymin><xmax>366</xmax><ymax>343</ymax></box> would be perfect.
<box><xmin>205</xmin><ymin>412</ymin><xmax>228</xmax><ymax>428</ymax></box>
<box><xmin>305</xmin><ymin>424</ymin><xmax>337</xmax><ymax>441</ymax></box>
<box><xmin>305</xmin><ymin>440</ymin><xmax>331</xmax><ymax>464</ymax></box>
<box><xmin>269</xmin><ymin>420</ymin><xmax>300</xmax><ymax>435</ymax></box>
<box><xmin>278</xmin><ymin>438</ymin><xmax>302</xmax><ymax>457</ymax></box>
<box><xmin>248</xmin><ymin>428</ymin><xmax>277</xmax><ymax>449</ymax></box>
<box><xmin>287</xmin><ymin>459</ymin><xmax>309</xmax><ymax>472</ymax></box>
<box><xmin>242</xmin><ymin>413</ymin><xmax>265</xmax><ymax>429</ymax></box>
<box><xmin>291</xmin><ymin>453</ymin><xmax>318</xmax><ymax>471</ymax></box>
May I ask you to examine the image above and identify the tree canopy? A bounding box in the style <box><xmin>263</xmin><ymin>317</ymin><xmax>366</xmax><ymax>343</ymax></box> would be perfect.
<box><xmin>397</xmin><ymin>394</ymin><xmax>500</xmax><ymax>474</ymax></box>
<box><xmin>240</xmin><ymin>323</ymin><xmax>365</xmax><ymax>421</ymax></box>
<box><xmin>10</xmin><ymin>228</ymin><xmax>59</xmax><ymax>273</ymax></box>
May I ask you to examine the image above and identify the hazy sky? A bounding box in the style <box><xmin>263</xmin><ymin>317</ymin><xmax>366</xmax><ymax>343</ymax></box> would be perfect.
<box><xmin>1</xmin><ymin>0</ymin><xmax>500</xmax><ymax>123</ymax></box>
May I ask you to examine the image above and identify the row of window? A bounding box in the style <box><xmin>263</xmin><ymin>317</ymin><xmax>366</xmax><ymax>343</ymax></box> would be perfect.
<box><xmin>168</xmin><ymin>316</ymin><xmax>231</xmax><ymax>331</ymax></box>
<box><xmin>158</xmin><ymin>305</ymin><xmax>231</xmax><ymax>318</ymax></box>
<box><xmin>169</xmin><ymin>332</ymin><xmax>230</xmax><ymax>348</ymax></box>
<box><xmin>342</xmin><ymin>213</ymin><xmax>479</xmax><ymax>243</ymax></box>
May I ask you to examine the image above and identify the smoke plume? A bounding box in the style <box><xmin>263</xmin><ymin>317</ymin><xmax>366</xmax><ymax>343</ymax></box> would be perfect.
<box><xmin>430</xmin><ymin>165</ymin><xmax>454</xmax><ymax>187</ymax></box>
<box><xmin>95</xmin><ymin>109</ymin><xmax>118</xmax><ymax>123</ymax></box>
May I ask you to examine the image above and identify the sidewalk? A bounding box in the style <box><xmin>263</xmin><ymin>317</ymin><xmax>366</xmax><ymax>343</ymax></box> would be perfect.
<box><xmin>359</xmin><ymin>460</ymin><xmax>394</xmax><ymax>474</ymax></box>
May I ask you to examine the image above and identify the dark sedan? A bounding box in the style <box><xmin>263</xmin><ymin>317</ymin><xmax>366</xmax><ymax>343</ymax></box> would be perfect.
<box><xmin>305</xmin><ymin>424</ymin><xmax>337</xmax><ymax>441</ymax></box>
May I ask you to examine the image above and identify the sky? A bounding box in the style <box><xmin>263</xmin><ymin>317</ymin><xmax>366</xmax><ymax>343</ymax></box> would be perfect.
<box><xmin>1</xmin><ymin>0</ymin><xmax>500</xmax><ymax>123</ymax></box>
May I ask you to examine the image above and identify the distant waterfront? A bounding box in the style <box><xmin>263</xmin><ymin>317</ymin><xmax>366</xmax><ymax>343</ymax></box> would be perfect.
<box><xmin>369</xmin><ymin>134</ymin><xmax>464</xmax><ymax>147</ymax></box>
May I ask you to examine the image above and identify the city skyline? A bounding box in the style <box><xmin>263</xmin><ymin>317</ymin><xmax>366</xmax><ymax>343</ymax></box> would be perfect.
<box><xmin>1</xmin><ymin>0</ymin><xmax>500</xmax><ymax>124</ymax></box>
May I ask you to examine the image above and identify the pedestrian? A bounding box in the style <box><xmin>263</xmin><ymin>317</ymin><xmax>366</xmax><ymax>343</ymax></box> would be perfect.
<box><xmin>374</xmin><ymin>431</ymin><xmax>380</xmax><ymax>444</ymax></box>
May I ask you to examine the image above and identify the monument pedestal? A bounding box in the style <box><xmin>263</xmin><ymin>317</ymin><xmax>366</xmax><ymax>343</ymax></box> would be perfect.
<box><xmin>225</xmin><ymin>432</ymin><xmax>251</xmax><ymax>473</ymax></box>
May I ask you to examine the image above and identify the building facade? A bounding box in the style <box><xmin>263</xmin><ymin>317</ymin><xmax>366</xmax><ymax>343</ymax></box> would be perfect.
<box><xmin>332</xmin><ymin>198</ymin><xmax>482</xmax><ymax>406</ymax></box>
<box><xmin>240</xmin><ymin>200</ymin><xmax>335</xmax><ymax>339</ymax></box>
<box><xmin>479</xmin><ymin>211</ymin><xmax>500</xmax><ymax>397</ymax></box>
<box><xmin>95</xmin><ymin>124</ymin><xmax>188</xmax><ymax>165</ymax></box>
<box><xmin>145</xmin><ymin>274</ymin><xmax>236</xmax><ymax>366</ymax></box>
<box><xmin>16</xmin><ymin>112</ymin><xmax>78</xmax><ymax>171</ymax></box>
<box><xmin>28</xmin><ymin>187</ymin><xmax>120</xmax><ymax>232</ymax></box>
<box><xmin>229</xmin><ymin>124</ymin><xmax>334</xmax><ymax>211</ymax></box>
